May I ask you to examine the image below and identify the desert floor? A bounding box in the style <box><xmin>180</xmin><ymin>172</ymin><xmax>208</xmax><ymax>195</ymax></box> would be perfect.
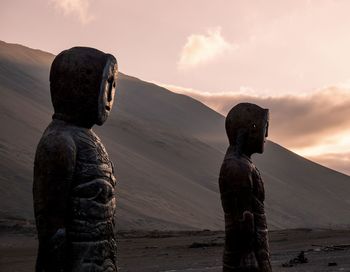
<box><xmin>1</xmin><ymin>228</ymin><xmax>350</xmax><ymax>271</ymax></box>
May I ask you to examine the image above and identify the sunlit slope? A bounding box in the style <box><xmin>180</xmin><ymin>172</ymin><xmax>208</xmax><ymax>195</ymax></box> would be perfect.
<box><xmin>1</xmin><ymin>40</ymin><xmax>350</xmax><ymax>230</ymax></box>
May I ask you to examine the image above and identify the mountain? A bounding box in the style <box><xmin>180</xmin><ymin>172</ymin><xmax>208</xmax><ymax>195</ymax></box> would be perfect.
<box><xmin>1</xmin><ymin>40</ymin><xmax>350</xmax><ymax>230</ymax></box>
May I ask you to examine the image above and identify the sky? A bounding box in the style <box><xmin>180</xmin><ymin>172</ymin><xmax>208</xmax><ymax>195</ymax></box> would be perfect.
<box><xmin>1</xmin><ymin>0</ymin><xmax>350</xmax><ymax>174</ymax></box>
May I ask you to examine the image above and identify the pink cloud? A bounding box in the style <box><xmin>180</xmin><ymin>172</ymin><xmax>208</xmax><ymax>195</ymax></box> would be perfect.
<box><xmin>51</xmin><ymin>0</ymin><xmax>95</xmax><ymax>25</ymax></box>
<box><xmin>177</xmin><ymin>27</ymin><xmax>237</xmax><ymax>70</ymax></box>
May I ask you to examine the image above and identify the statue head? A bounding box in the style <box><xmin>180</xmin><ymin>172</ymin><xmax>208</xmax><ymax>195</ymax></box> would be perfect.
<box><xmin>225</xmin><ymin>103</ymin><xmax>269</xmax><ymax>156</ymax></box>
<box><xmin>50</xmin><ymin>47</ymin><xmax>118</xmax><ymax>128</ymax></box>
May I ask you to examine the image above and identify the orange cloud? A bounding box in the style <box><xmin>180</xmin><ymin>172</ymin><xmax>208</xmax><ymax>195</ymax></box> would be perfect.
<box><xmin>177</xmin><ymin>27</ymin><xmax>237</xmax><ymax>70</ymax></box>
<box><xmin>164</xmin><ymin>85</ymin><xmax>350</xmax><ymax>149</ymax></box>
<box><xmin>308</xmin><ymin>152</ymin><xmax>350</xmax><ymax>175</ymax></box>
<box><xmin>162</xmin><ymin>84</ymin><xmax>350</xmax><ymax>174</ymax></box>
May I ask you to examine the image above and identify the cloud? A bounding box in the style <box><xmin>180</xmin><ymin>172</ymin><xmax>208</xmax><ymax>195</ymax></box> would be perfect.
<box><xmin>162</xmin><ymin>84</ymin><xmax>350</xmax><ymax>175</ymax></box>
<box><xmin>51</xmin><ymin>0</ymin><xmax>94</xmax><ymax>25</ymax></box>
<box><xmin>164</xmin><ymin>84</ymin><xmax>350</xmax><ymax>150</ymax></box>
<box><xmin>177</xmin><ymin>27</ymin><xmax>237</xmax><ymax>70</ymax></box>
<box><xmin>308</xmin><ymin>152</ymin><xmax>350</xmax><ymax>175</ymax></box>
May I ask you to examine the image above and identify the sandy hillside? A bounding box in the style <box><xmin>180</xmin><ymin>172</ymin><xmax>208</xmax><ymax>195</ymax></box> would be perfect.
<box><xmin>1</xmin><ymin>40</ymin><xmax>350</xmax><ymax>230</ymax></box>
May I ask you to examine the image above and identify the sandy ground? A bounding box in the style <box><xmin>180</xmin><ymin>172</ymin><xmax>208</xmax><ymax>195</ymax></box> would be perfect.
<box><xmin>1</xmin><ymin>229</ymin><xmax>350</xmax><ymax>271</ymax></box>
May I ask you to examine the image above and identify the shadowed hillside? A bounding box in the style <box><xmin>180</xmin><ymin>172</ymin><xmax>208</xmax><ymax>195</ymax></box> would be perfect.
<box><xmin>1</xmin><ymin>40</ymin><xmax>350</xmax><ymax>230</ymax></box>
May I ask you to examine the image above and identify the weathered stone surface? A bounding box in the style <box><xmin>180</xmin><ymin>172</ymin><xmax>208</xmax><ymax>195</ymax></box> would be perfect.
<box><xmin>33</xmin><ymin>47</ymin><xmax>118</xmax><ymax>271</ymax></box>
<box><xmin>219</xmin><ymin>103</ymin><xmax>272</xmax><ymax>272</ymax></box>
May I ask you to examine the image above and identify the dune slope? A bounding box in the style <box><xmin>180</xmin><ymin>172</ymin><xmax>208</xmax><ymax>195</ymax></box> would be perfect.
<box><xmin>1</xmin><ymin>41</ymin><xmax>350</xmax><ymax>230</ymax></box>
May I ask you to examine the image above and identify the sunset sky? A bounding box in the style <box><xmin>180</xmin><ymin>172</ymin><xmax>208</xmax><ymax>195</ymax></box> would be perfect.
<box><xmin>1</xmin><ymin>0</ymin><xmax>350</xmax><ymax>174</ymax></box>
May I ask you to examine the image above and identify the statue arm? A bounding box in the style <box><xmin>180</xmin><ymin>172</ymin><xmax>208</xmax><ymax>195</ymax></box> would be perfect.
<box><xmin>220</xmin><ymin>170</ymin><xmax>258</xmax><ymax>270</ymax></box>
<box><xmin>220</xmin><ymin>165</ymin><xmax>255</xmax><ymax>249</ymax></box>
<box><xmin>252</xmin><ymin>177</ymin><xmax>272</xmax><ymax>272</ymax></box>
<box><xmin>234</xmin><ymin>184</ymin><xmax>255</xmax><ymax>247</ymax></box>
<box><xmin>235</xmin><ymin>174</ymin><xmax>272</xmax><ymax>272</ymax></box>
<box><xmin>33</xmin><ymin>133</ymin><xmax>76</xmax><ymax>271</ymax></box>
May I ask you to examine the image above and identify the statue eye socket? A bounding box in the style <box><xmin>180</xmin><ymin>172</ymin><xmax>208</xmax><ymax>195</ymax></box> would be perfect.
<box><xmin>107</xmin><ymin>81</ymin><xmax>114</xmax><ymax>102</ymax></box>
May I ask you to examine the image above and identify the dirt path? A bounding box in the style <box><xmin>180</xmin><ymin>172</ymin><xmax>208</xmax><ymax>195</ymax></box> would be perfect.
<box><xmin>1</xmin><ymin>229</ymin><xmax>350</xmax><ymax>271</ymax></box>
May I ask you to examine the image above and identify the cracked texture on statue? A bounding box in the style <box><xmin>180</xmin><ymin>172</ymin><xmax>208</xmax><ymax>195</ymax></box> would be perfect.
<box><xmin>33</xmin><ymin>47</ymin><xmax>118</xmax><ymax>271</ymax></box>
<box><xmin>219</xmin><ymin>103</ymin><xmax>272</xmax><ymax>272</ymax></box>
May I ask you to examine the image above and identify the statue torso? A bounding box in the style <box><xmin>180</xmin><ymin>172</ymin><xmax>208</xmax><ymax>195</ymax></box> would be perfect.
<box><xmin>219</xmin><ymin>147</ymin><xmax>271</xmax><ymax>272</ymax></box>
<box><xmin>69</xmin><ymin>126</ymin><xmax>117</xmax><ymax>271</ymax></box>
<box><xmin>33</xmin><ymin>120</ymin><xmax>117</xmax><ymax>271</ymax></box>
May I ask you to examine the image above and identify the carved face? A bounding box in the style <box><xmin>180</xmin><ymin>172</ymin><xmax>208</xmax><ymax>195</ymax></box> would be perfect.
<box><xmin>96</xmin><ymin>59</ymin><xmax>118</xmax><ymax>126</ymax></box>
<box><xmin>249</xmin><ymin>117</ymin><xmax>269</xmax><ymax>154</ymax></box>
<box><xmin>225</xmin><ymin>103</ymin><xmax>269</xmax><ymax>155</ymax></box>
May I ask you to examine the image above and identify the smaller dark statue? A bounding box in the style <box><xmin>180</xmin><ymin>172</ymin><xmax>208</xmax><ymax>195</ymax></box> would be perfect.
<box><xmin>33</xmin><ymin>47</ymin><xmax>118</xmax><ymax>271</ymax></box>
<box><xmin>219</xmin><ymin>103</ymin><xmax>272</xmax><ymax>272</ymax></box>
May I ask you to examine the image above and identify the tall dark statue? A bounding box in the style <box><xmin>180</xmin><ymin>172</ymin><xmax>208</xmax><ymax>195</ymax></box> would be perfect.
<box><xmin>33</xmin><ymin>47</ymin><xmax>118</xmax><ymax>271</ymax></box>
<box><xmin>219</xmin><ymin>103</ymin><xmax>272</xmax><ymax>272</ymax></box>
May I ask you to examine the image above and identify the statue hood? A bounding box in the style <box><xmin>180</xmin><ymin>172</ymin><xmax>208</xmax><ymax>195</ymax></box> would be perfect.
<box><xmin>225</xmin><ymin>103</ymin><xmax>269</xmax><ymax>153</ymax></box>
<box><xmin>50</xmin><ymin>47</ymin><xmax>116</xmax><ymax>128</ymax></box>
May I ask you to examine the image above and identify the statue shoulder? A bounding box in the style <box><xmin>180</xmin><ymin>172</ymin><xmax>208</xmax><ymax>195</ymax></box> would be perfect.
<box><xmin>38</xmin><ymin>125</ymin><xmax>75</xmax><ymax>151</ymax></box>
<box><xmin>220</xmin><ymin>154</ymin><xmax>254</xmax><ymax>189</ymax></box>
<box><xmin>35</xmin><ymin>122</ymin><xmax>77</xmax><ymax>171</ymax></box>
